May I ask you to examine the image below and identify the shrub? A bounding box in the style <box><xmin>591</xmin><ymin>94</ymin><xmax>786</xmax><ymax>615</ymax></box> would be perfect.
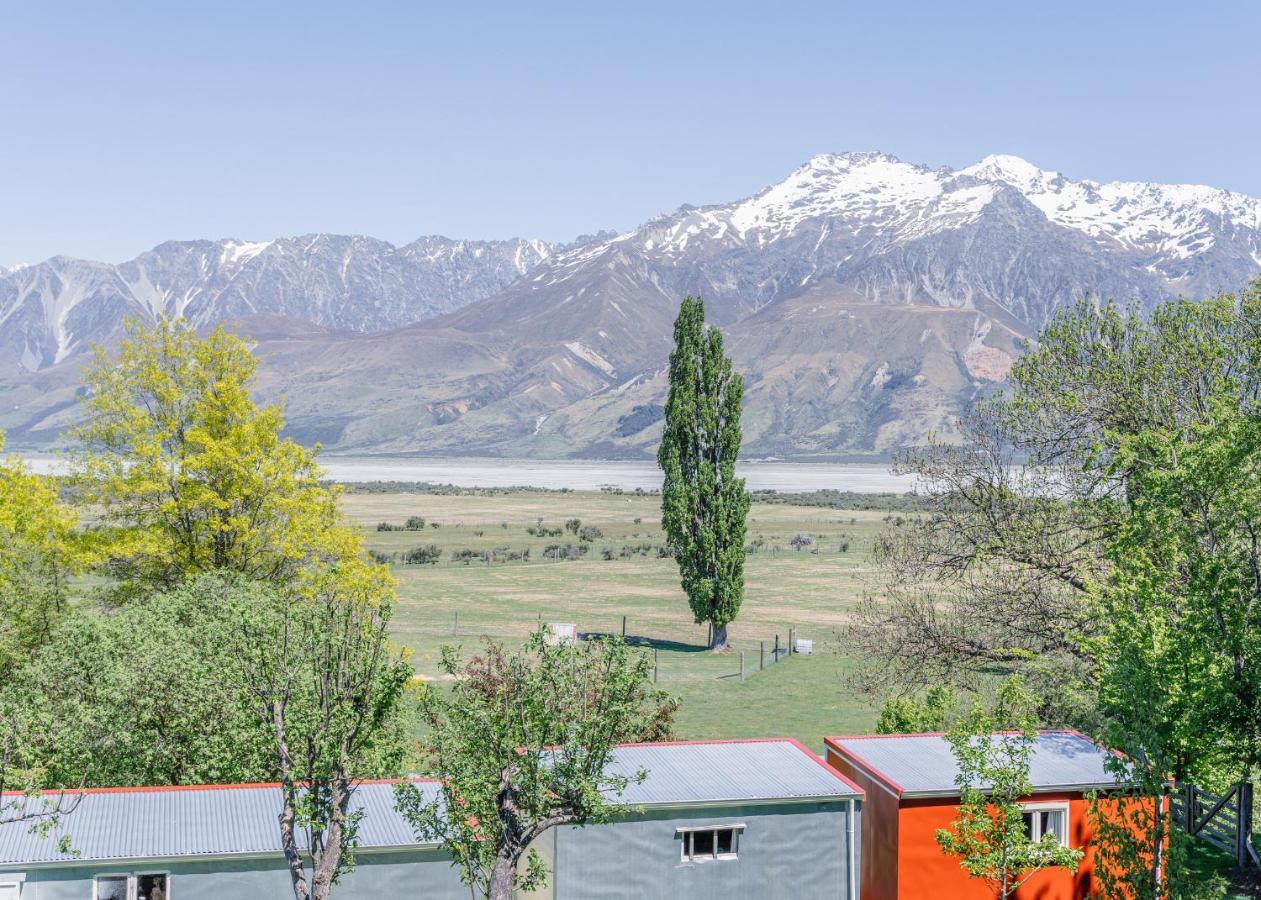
<box><xmin>578</xmin><ymin>525</ymin><xmax>603</xmax><ymax>542</ymax></box>
<box><xmin>376</xmin><ymin>521</ymin><xmax>403</xmax><ymax>532</ymax></box>
<box><xmin>404</xmin><ymin>515</ymin><xmax>426</xmax><ymax>530</ymax></box>
<box><xmin>368</xmin><ymin>549</ymin><xmax>395</xmax><ymax>564</ymax></box>
<box><xmin>790</xmin><ymin>533</ymin><xmax>814</xmax><ymax>551</ymax></box>
<box><xmin>403</xmin><ymin>544</ymin><xmax>442</xmax><ymax>565</ymax></box>
<box><xmin>564</xmin><ymin>518</ymin><xmax>581</xmax><ymax>535</ymax></box>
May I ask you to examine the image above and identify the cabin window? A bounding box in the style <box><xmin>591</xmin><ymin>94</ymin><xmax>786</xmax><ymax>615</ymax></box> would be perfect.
<box><xmin>94</xmin><ymin>873</ymin><xmax>169</xmax><ymax>900</ymax></box>
<box><xmin>678</xmin><ymin>825</ymin><xmax>743</xmax><ymax>862</ymax></box>
<box><xmin>1021</xmin><ymin>803</ymin><xmax>1069</xmax><ymax>847</ymax></box>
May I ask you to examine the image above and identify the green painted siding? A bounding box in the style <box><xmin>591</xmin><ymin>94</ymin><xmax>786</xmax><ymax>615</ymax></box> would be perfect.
<box><xmin>554</xmin><ymin>800</ymin><xmax>859</xmax><ymax>899</ymax></box>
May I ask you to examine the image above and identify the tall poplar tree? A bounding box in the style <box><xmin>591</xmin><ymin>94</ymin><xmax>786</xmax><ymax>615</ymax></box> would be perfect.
<box><xmin>658</xmin><ymin>296</ymin><xmax>750</xmax><ymax>650</ymax></box>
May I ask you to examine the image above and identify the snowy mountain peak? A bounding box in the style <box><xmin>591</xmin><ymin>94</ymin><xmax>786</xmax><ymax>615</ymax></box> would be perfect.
<box><xmin>962</xmin><ymin>154</ymin><xmax>1261</xmax><ymax>264</ymax></box>
<box><xmin>961</xmin><ymin>154</ymin><xmax>1062</xmax><ymax>193</ymax></box>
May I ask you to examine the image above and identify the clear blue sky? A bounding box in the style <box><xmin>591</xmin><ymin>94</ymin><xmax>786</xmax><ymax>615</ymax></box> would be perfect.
<box><xmin>2</xmin><ymin>0</ymin><xmax>1258</xmax><ymax>266</ymax></box>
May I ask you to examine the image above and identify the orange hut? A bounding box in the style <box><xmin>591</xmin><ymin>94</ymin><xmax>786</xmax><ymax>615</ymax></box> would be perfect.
<box><xmin>824</xmin><ymin>730</ymin><xmax>1126</xmax><ymax>900</ymax></box>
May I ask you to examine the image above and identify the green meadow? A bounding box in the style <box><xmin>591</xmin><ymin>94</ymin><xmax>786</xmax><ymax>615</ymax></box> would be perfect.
<box><xmin>345</xmin><ymin>488</ymin><xmax>890</xmax><ymax>750</ymax></box>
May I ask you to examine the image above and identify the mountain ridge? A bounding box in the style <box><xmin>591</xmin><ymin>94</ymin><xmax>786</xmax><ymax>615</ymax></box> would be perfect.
<box><xmin>3</xmin><ymin>151</ymin><xmax>1259</xmax><ymax>457</ymax></box>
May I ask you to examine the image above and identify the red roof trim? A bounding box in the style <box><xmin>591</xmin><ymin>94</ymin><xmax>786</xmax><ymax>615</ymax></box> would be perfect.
<box><xmin>823</xmin><ymin>738</ymin><xmax>907</xmax><ymax>797</ymax></box>
<box><xmin>784</xmin><ymin>738</ymin><xmax>866</xmax><ymax>796</ymax></box>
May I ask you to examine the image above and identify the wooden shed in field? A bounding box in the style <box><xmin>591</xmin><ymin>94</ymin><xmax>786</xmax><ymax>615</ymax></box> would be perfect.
<box><xmin>823</xmin><ymin>730</ymin><xmax>1127</xmax><ymax>900</ymax></box>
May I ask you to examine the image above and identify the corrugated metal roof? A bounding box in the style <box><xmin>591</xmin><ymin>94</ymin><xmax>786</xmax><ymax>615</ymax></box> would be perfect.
<box><xmin>0</xmin><ymin>781</ymin><xmax>442</xmax><ymax>866</ymax></box>
<box><xmin>827</xmin><ymin>730</ymin><xmax>1127</xmax><ymax>798</ymax></box>
<box><xmin>608</xmin><ymin>739</ymin><xmax>861</xmax><ymax>805</ymax></box>
<box><xmin>0</xmin><ymin>740</ymin><xmax>857</xmax><ymax>867</ymax></box>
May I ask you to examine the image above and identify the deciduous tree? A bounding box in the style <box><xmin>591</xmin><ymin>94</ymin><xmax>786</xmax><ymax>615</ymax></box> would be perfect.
<box><xmin>658</xmin><ymin>296</ymin><xmax>750</xmax><ymax>650</ymax></box>
<box><xmin>936</xmin><ymin>678</ymin><xmax>1083</xmax><ymax>899</ymax></box>
<box><xmin>239</xmin><ymin>561</ymin><xmax>412</xmax><ymax>900</ymax></box>
<box><xmin>396</xmin><ymin>633</ymin><xmax>677</xmax><ymax>900</ymax></box>
<box><xmin>73</xmin><ymin>317</ymin><xmax>357</xmax><ymax>595</ymax></box>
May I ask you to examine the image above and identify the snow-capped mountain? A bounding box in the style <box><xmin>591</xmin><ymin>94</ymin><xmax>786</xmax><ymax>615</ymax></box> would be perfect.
<box><xmin>0</xmin><ymin>235</ymin><xmax>556</xmax><ymax>372</ymax></box>
<box><xmin>3</xmin><ymin>152</ymin><xmax>1259</xmax><ymax>456</ymax></box>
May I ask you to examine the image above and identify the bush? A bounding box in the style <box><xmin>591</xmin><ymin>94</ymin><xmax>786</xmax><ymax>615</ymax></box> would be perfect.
<box><xmin>543</xmin><ymin>543</ymin><xmax>588</xmax><ymax>561</ymax></box>
<box><xmin>403</xmin><ymin>544</ymin><xmax>442</xmax><ymax>565</ymax></box>
<box><xmin>526</xmin><ymin>519</ymin><xmax>563</xmax><ymax>537</ymax></box>
<box><xmin>564</xmin><ymin>518</ymin><xmax>581</xmax><ymax>535</ymax></box>
<box><xmin>790</xmin><ymin>533</ymin><xmax>814</xmax><ymax>551</ymax></box>
<box><xmin>404</xmin><ymin>515</ymin><xmax>426</xmax><ymax>530</ymax></box>
<box><xmin>578</xmin><ymin>525</ymin><xmax>603</xmax><ymax>543</ymax></box>
<box><xmin>368</xmin><ymin>549</ymin><xmax>394</xmax><ymax>564</ymax></box>
<box><xmin>376</xmin><ymin>521</ymin><xmax>403</xmax><ymax>532</ymax></box>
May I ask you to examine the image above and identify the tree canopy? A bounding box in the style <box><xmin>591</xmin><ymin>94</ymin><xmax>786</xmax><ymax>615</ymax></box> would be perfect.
<box><xmin>658</xmin><ymin>296</ymin><xmax>750</xmax><ymax>650</ymax></box>
<box><xmin>397</xmin><ymin>633</ymin><xmax>677</xmax><ymax>900</ymax></box>
<box><xmin>73</xmin><ymin>317</ymin><xmax>358</xmax><ymax>595</ymax></box>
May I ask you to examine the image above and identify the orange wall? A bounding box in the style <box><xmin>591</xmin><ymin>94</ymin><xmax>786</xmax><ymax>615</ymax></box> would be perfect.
<box><xmin>897</xmin><ymin>792</ymin><xmax>1101</xmax><ymax>900</ymax></box>
<box><xmin>825</xmin><ymin>746</ymin><xmax>899</xmax><ymax>900</ymax></box>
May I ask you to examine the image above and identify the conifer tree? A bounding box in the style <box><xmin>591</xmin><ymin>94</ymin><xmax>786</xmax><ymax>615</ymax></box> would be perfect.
<box><xmin>658</xmin><ymin>296</ymin><xmax>750</xmax><ymax>650</ymax></box>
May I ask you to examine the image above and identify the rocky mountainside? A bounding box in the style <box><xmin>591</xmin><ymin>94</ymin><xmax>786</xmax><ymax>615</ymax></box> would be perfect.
<box><xmin>4</xmin><ymin>152</ymin><xmax>1259</xmax><ymax>457</ymax></box>
<box><xmin>0</xmin><ymin>235</ymin><xmax>556</xmax><ymax>374</ymax></box>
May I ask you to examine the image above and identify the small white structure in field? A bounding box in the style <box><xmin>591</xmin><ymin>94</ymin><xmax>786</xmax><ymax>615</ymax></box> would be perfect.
<box><xmin>794</xmin><ymin>638</ymin><xmax>814</xmax><ymax>655</ymax></box>
<box><xmin>545</xmin><ymin>622</ymin><xmax>577</xmax><ymax>646</ymax></box>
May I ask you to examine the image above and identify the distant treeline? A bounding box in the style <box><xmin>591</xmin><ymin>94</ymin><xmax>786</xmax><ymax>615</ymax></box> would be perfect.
<box><xmin>750</xmin><ymin>489</ymin><xmax>925</xmax><ymax>512</ymax></box>
<box><xmin>338</xmin><ymin>479</ymin><xmax>923</xmax><ymax>511</ymax></box>
<box><xmin>334</xmin><ymin>480</ymin><xmax>574</xmax><ymax>496</ymax></box>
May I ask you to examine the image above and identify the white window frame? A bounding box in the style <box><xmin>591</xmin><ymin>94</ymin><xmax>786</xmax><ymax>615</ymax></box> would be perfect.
<box><xmin>676</xmin><ymin>823</ymin><xmax>745</xmax><ymax>863</ymax></box>
<box><xmin>1020</xmin><ymin>801</ymin><xmax>1071</xmax><ymax>847</ymax></box>
<box><xmin>92</xmin><ymin>872</ymin><xmax>172</xmax><ymax>900</ymax></box>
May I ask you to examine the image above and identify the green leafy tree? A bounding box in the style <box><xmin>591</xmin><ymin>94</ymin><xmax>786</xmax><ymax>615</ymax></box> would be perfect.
<box><xmin>396</xmin><ymin>633</ymin><xmax>678</xmax><ymax>900</ymax></box>
<box><xmin>238</xmin><ymin>560</ymin><xmax>413</xmax><ymax>900</ymax></box>
<box><xmin>658</xmin><ymin>296</ymin><xmax>751</xmax><ymax>650</ymax></box>
<box><xmin>0</xmin><ymin>429</ymin><xmax>98</xmax><ymax>832</ymax></box>
<box><xmin>4</xmin><ymin>573</ymin><xmax>278</xmax><ymax>788</ymax></box>
<box><xmin>877</xmin><ymin>685</ymin><xmax>957</xmax><ymax>734</ymax></box>
<box><xmin>0</xmin><ymin>431</ymin><xmax>99</xmax><ymax>675</ymax></box>
<box><xmin>936</xmin><ymin>678</ymin><xmax>1083</xmax><ymax>899</ymax></box>
<box><xmin>72</xmin><ymin>317</ymin><xmax>359</xmax><ymax>596</ymax></box>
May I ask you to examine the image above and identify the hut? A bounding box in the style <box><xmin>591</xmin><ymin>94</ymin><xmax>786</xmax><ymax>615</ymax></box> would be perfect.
<box><xmin>0</xmin><ymin>739</ymin><xmax>862</xmax><ymax>899</ymax></box>
<box><xmin>541</xmin><ymin>738</ymin><xmax>864</xmax><ymax>899</ymax></box>
<box><xmin>823</xmin><ymin>730</ymin><xmax>1126</xmax><ymax>900</ymax></box>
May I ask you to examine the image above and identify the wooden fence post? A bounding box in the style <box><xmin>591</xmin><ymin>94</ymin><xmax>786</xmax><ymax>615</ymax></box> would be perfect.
<box><xmin>760</xmin><ymin>641</ymin><xmax>765</xmax><ymax>671</ymax></box>
<box><xmin>789</xmin><ymin>628</ymin><xmax>795</xmax><ymax>655</ymax></box>
<box><xmin>622</xmin><ymin>615</ymin><xmax>627</xmax><ymax>638</ymax></box>
<box><xmin>740</xmin><ymin>651</ymin><xmax>746</xmax><ymax>682</ymax></box>
<box><xmin>653</xmin><ymin>648</ymin><xmax>659</xmax><ymax>684</ymax></box>
<box><xmin>774</xmin><ymin>634</ymin><xmax>780</xmax><ymax>659</ymax></box>
<box><xmin>1238</xmin><ymin>782</ymin><xmax>1254</xmax><ymax>866</ymax></box>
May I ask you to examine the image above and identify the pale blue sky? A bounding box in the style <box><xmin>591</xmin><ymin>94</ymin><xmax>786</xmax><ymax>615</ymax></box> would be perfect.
<box><xmin>2</xmin><ymin>0</ymin><xmax>1258</xmax><ymax>266</ymax></box>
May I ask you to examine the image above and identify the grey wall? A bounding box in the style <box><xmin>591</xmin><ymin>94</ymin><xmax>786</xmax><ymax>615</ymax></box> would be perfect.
<box><xmin>553</xmin><ymin>800</ymin><xmax>858</xmax><ymax>900</ymax></box>
<box><xmin>2</xmin><ymin>848</ymin><xmax>468</xmax><ymax>900</ymax></box>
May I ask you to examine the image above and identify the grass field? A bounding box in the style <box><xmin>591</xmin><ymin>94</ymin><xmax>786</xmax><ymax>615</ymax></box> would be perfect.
<box><xmin>343</xmin><ymin>489</ymin><xmax>890</xmax><ymax>750</ymax></box>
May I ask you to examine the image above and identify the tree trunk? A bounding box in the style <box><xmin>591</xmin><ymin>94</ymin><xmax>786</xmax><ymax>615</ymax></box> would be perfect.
<box><xmin>487</xmin><ymin>853</ymin><xmax>518</xmax><ymax>900</ymax></box>
<box><xmin>709</xmin><ymin>621</ymin><xmax>729</xmax><ymax>651</ymax></box>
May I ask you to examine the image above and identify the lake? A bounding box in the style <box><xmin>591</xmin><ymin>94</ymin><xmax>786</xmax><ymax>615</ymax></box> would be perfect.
<box><xmin>16</xmin><ymin>454</ymin><xmax>916</xmax><ymax>494</ymax></box>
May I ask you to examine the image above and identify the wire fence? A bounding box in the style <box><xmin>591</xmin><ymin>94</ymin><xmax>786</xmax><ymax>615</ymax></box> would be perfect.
<box><xmin>432</xmin><ymin>611</ymin><xmax>814</xmax><ymax>684</ymax></box>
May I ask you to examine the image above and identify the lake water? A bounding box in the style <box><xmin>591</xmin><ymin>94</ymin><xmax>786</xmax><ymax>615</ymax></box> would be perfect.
<box><xmin>17</xmin><ymin>453</ymin><xmax>915</xmax><ymax>494</ymax></box>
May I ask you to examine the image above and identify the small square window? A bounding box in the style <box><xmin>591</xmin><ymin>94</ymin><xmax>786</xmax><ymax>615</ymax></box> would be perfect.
<box><xmin>138</xmin><ymin>874</ymin><xmax>168</xmax><ymax>900</ymax></box>
<box><xmin>1021</xmin><ymin>804</ymin><xmax>1069</xmax><ymax>847</ymax></box>
<box><xmin>680</xmin><ymin>826</ymin><xmax>741</xmax><ymax>862</ymax></box>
